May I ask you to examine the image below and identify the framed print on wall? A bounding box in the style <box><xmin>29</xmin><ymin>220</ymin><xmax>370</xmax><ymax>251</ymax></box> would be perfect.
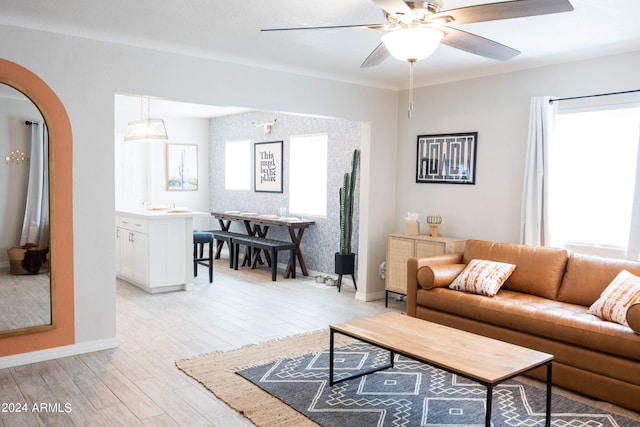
<box><xmin>416</xmin><ymin>132</ymin><xmax>477</xmax><ymax>184</ymax></box>
<box><xmin>166</xmin><ymin>144</ymin><xmax>198</xmax><ymax>191</ymax></box>
<box><xmin>254</xmin><ymin>141</ymin><xmax>283</xmax><ymax>193</ymax></box>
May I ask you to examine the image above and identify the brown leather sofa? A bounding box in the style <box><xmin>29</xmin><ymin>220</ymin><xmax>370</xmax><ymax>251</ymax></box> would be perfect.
<box><xmin>406</xmin><ymin>239</ymin><xmax>640</xmax><ymax>411</ymax></box>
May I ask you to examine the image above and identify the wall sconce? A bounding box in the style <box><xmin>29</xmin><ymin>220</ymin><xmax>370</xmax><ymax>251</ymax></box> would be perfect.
<box><xmin>5</xmin><ymin>150</ymin><xmax>30</xmax><ymax>164</ymax></box>
<box><xmin>124</xmin><ymin>97</ymin><xmax>168</xmax><ymax>141</ymax></box>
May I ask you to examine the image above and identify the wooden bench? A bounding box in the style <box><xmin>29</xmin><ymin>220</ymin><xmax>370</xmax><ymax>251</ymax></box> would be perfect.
<box><xmin>210</xmin><ymin>230</ymin><xmax>246</xmax><ymax>268</ymax></box>
<box><xmin>232</xmin><ymin>235</ymin><xmax>297</xmax><ymax>281</ymax></box>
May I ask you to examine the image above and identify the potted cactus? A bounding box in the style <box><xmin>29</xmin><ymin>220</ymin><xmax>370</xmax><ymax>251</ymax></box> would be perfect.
<box><xmin>335</xmin><ymin>149</ymin><xmax>360</xmax><ymax>291</ymax></box>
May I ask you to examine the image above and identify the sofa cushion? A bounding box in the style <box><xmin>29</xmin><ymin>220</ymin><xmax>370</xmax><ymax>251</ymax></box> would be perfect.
<box><xmin>461</xmin><ymin>240</ymin><xmax>569</xmax><ymax>299</ymax></box>
<box><xmin>416</xmin><ymin>287</ymin><xmax>640</xmax><ymax>360</ymax></box>
<box><xmin>588</xmin><ymin>270</ymin><xmax>640</xmax><ymax>327</ymax></box>
<box><xmin>417</xmin><ymin>264</ymin><xmax>466</xmax><ymax>289</ymax></box>
<box><xmin>449</xmin><ymin>259</ymin><xmax>516</xmax><ymax>296</ymax></box>
<box><xmin>628</xmin><ymin>303</ymin><xmax>640</xmax><ymax>334</ymax></box>
<box><xmin>558</xmin><ymin>253</ymin><xmax>640</xmax><ymax>307</ymax></box>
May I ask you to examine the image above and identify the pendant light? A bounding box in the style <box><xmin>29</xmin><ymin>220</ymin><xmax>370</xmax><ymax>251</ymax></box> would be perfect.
<box><xmin>124</xmin><ymin>97</ymin><xmax>168</xmax><ymax>141</ymax></box>
<box><xmin>382</xmin><ymin>28</ymin><xmax>443</xmax><ymax>118</ymax></box>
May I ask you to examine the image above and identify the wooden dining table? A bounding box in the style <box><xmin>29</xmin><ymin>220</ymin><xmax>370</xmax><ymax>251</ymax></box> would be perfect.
<box><xmin>211</xmin><ymin>211</ymin><xmax>316</xmax><ymax>277</ymax></box>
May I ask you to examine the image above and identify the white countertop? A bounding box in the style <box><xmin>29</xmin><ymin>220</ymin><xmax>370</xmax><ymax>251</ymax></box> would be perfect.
<box><xmin>116</xmin><ymin>209</ymin><xmax>211</xmax><ymax>219</ymax></box>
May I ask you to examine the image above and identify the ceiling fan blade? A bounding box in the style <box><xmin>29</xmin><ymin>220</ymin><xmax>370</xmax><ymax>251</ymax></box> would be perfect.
<box><xmin>432</xmin><ymin>0</ymin><xmax>574</xmax><ymax>26</ymax></box>
<box><xmin>440</xmin><ymin>26</ymin><xmax>520</xmax><ymax>61</ymax></box>
<box><xmin>371</xmin><ymin>0</ymin><xmax>417</xmax><ymax>23</ymax></box>
<box><xmin>262</xmin><ymin>23</ymin><xmax>387</xmax><ymax>32</ymax></box>
<box><xmin>360</xmin><ymin>43</ymin><xmax>390</xmax><ymax>68</ymax></box>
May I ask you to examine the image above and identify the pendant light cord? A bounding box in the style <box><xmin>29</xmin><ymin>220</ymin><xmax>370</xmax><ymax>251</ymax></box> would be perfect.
<box><xmin>408</xmin><ymin>60</ymin><xmax>415</xmax><ymax>119</ymax></box>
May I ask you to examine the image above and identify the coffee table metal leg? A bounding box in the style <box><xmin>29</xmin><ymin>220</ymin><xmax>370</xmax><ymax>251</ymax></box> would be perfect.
<box><xmin>546</xmin><ymin>362</ymin><xmax>553</xmax><ymax>427</ymax></box>
<box><xmin>329</xmin><ymin>329</ymin><xmax>335</xmax><ymax>386</ymax></box>
<box><xmin>485</xmin><ymin>385</ymin><xmax>493</xmax><ymax>427</ymax></box>
<box><xmin>328</xmin><ymin>329</ymin><xmax>395</xmax><ymax>386</ymax></box>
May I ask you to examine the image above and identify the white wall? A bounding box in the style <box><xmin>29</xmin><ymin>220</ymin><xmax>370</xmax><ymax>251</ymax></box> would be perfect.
<box><xmin>394</xmin><ymin>51</ymin><xmax>640</xmax><ymax>244</ymax></box>
<box><xmin>114</xmin><ymin>107</ymin><xmax>211</xmax><ymax>231</ymax></box>
<box><xmin>0</xmin><ymin>23</ymin><xmax>398</xmax><ymax>363</ymax></box>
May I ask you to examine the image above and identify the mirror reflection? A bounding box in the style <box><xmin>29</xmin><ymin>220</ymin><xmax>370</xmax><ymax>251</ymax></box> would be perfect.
<box><xmin>0</xmin><ymin>83</ymin><xmax>51</xmax><ymax>334</ymax></box>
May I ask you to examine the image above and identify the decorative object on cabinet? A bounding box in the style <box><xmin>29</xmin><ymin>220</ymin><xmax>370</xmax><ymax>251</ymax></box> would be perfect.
<box><xmin>416</xmin><ymin>132</ymin><xmax>477</xmax><ymax>184</ymax></box>
<box><xmin>124</xmin><ymin>96</ymin><xmax>168</xmax><ymax>141</ymax></box>
<box><xmin>426</xmin><ymin>212</ymin><xmax>442</xmax><ymax>237</ymax></box>
<box><xmin>404</xmin><ymin>212</ymin><xmax>420</xmax><ymax>235</ymax></box>
<box><xmin>254</xmin><ymin>141</ymin><xmax>283</xmax><ymax>193</ymax></box>
<box><xmin>335</xmin><ymin>149</ymin><xmax>360</xmax><ymax>292</ymax></box>
<box><xmin>166</xmin><ymin>144</ymin><xmax>198</xmax><ymax>191</ymax></box>
<box><xmin>385</xmin><ymin>234</ymin><xmax>466</xmax><ymax>306</ymax></box>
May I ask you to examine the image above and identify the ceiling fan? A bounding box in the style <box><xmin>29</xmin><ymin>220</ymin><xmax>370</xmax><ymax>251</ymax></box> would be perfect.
<box><xmin>263</xmin><ymin>0</ymin><xmax>574</xmax><ymax>67</ymax></box>
<box><xmin>262</xmin><ymin>0</ymin><xmax>574</xmax><ymax>117</ymax></box>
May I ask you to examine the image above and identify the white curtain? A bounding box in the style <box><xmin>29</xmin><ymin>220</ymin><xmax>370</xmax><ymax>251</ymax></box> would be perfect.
<box><xmin>20</xmin><ymin>121</ymin><xmax>49</xmax><ymax>245</ymax></box>
<box><xmin>520</xmin><ymin>96</ymin><xmax>556</xmax><ymax>246</ymax></box>
<box><xmin>627</xmin><ymin>126</ymin><xmax>640</xmax><ymax>260</ymax></box>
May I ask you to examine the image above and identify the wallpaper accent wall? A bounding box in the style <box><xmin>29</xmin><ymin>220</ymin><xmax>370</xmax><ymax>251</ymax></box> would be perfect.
<box><xmin>209</xmin><ymin>111</ymin><xmax>362</xmax><ymax>276</ymax></box>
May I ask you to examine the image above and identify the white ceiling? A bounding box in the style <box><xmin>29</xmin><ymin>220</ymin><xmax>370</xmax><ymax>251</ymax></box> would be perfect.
<box><xmin>2</xmin><ymin>0</ymin><xmax>640</xmax><ymax>91</ymax></box>
<box><xmin>114</xmin><ymin>94</ymin><xmax>251</xmax><ymax>119</ymax></box>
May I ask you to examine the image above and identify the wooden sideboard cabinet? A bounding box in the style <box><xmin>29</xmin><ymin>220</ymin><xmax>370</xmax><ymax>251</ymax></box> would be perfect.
<box><xmin>385</xmin><ymin>234</ymin><xmax>467</xmax><ymax>306</ymax></box>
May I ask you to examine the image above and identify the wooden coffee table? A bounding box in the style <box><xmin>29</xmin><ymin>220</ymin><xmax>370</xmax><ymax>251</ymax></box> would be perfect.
<box><xmin>329</xmin><ymin>312</ymin><xmax>553</xmax><ymax>427</ymax></box>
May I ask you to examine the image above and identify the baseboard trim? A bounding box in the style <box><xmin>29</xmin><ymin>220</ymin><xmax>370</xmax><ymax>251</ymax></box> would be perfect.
<box><xmin>356</xmin><ymin>289</ymin><xmax>385</xmax><ymax>302</ymax></box>
<box><xmin>0</xmin><ymin>337</ymin><xmax>119</xmax><ymax>369</ymax></box>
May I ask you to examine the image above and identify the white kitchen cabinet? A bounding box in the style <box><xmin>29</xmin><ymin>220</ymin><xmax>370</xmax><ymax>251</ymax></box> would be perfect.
<box><xmin>115</xmin><ymin>210</ymin><xmax>209</xmax><ymax>293</ymax></box>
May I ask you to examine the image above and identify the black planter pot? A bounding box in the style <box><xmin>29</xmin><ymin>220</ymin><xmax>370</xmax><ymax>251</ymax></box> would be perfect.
<box><xmin>334</xmin><ymin>253</ymin><xmax>357</xmax><ymax>292</ymax></box>
<box><xmin>334</xmin><ymin>252</ymin><xmax>355</xmax><ymax>275</ymax></box>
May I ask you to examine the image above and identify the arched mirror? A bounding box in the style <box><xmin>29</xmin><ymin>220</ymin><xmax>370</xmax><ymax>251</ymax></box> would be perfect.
<box><xmin>0</xmin><ymin>83</ymin><xmax>52</xmax><ymax>336</ymax></box>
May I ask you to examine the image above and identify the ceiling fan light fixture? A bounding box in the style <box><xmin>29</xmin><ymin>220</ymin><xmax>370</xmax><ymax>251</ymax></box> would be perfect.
<box><xmin>382</xmin><ymin>27</ymin><xmax>444</xmax><ymax>62</ymax></box>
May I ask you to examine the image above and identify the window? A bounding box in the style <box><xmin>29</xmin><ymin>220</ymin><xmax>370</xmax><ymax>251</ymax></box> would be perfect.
<box><xmin>548</xmin><ymin>105</ymin><xmax>640</xmax><ymax>254</ymax></box>
<box><xmin>289</xmin><ymin>134</ymin><xmax>328</xmax><ymax>216</ymax></box>
<box><xmin>225</xmin><ymin>139</ymin><xmax>250</xmax><ymax>191</ymax></box>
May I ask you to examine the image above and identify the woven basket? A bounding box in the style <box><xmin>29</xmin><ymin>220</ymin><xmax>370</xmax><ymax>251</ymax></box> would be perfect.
<box><xmin>6</xmin><ymin>246</ymin><xmax>50</xmax><ymax>275</ymax></box>
<box><xmin>7</xmin><ymin>247</ymin><xmax>28</xmax><ymax>275</ymax></box>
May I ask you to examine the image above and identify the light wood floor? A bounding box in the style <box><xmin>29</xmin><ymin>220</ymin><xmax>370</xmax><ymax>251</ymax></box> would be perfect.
<box><xmin>0</xmin><ymin>268</ymin><xmax>51</xmax><ymax>331</ymax></box>
<box><xmin>0</xmin><ymin>259</ymin><xmax>404</xmax><ymax>426</ymax></box>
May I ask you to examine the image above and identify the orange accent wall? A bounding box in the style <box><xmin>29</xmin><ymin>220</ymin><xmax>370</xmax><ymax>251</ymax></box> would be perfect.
<box><xmin>0</xmin><ymin>59</ymin><xmax>75</xmax><ymax>356</ymax></box>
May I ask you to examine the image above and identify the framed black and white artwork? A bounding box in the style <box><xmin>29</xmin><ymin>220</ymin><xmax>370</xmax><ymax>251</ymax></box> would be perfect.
<box><xmin>254</xmin><ymin>140</ymin><xmax>283</xmax><ymax>193</ymax></box>
<box><xmin>416</xmin><ymin>132</ymin><xmax>477</xmax><ymax>184</ymax></box>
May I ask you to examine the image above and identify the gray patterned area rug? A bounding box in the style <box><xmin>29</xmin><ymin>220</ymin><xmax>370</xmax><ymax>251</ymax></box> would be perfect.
<box><xmin>237</xmin><ymin>341</ymin><xmax>637</xmax><ymax>427</ymax></box>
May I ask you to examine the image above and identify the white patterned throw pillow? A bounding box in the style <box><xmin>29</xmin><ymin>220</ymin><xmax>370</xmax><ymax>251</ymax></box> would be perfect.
<box><xmin>588</xmin><ymin>270</ymin><xmax>640</xmax><ymax>327</ymax></box>
<box><xmin>449</xmin><ymin>259</ymin><xmax>516</xmax><ymax>296</ymax></box>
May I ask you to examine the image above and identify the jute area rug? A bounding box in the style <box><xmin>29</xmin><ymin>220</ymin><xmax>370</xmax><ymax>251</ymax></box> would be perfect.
<box><xmin>176</xmin><ymin>331</ymin><xmax>640</xmax><ymax>427</ymax></box>
<box><xmin>176</xmin><ymin>331</ymin><xmax>350</xmax><ymax>427</ymax></box>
